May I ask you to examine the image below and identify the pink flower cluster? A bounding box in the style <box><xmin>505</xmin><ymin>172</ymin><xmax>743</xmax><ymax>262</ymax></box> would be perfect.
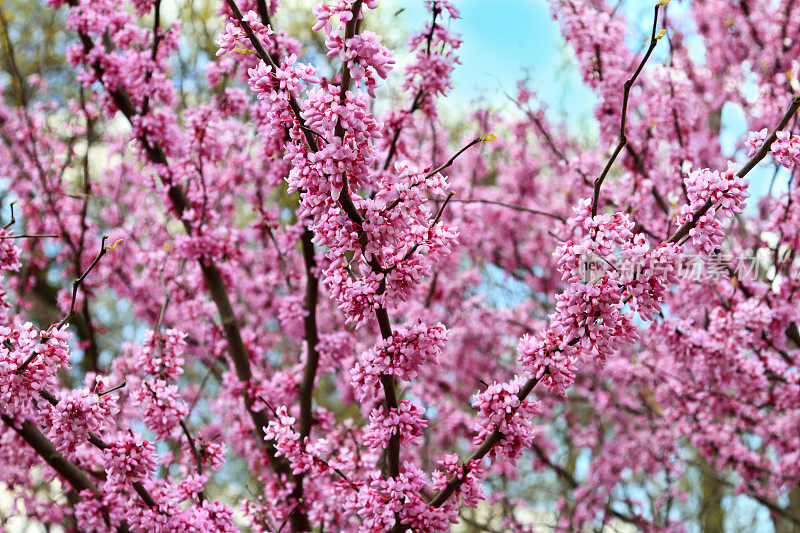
<box><xmin>348</xmin><ymin>463</ymin><xmax>453</xmax><ymax>532</ymax></box>
<box><xmin>311</xmin><ymin>0</ymin><xmax>379</xmax><ymax>40</ymax></box>
<box><xmin>0</xmin><ymin>228</ymin><xmax>21</xmax><ymax>272</ymax></box>
<box><xmin>471</xmin><ymin>378</ymin><xmax>542</xmax><ymax>463</ymax></box>
<box><xmin>133</xmin><ymin>379</ymin><xmax>188</xmax><ymax>440</ymax></box>
<box><xmin>747</xmin><ymin>128</ymin><xmax>800</xmax><ymax>168</ymax></box>
<box><xmin>620</xmin><ymin>240</ymin><xmax>682</xmax><ymax>320</ymax></box>
<box><xmin>677</xmin><ymin>164</ymin><xmax>749</xmax><ymax>253</ymax></box>
<box><xmin>195</xmin><ymin>436</ymin><xmax>226</xmax><ymax>473</ymax></box>
<box><xmin>745</xmin><ymin>128</ymin><xmax>768</xmax><ymax>157</ymax></box>
<box><xmin>771</xmin><ymin>130</ymin><xmax>800</xmax><ymax>168</ymax></box>
<box><xmin>46</xmin><ymin>386</ymin><xmax>119</xmax><ymax>458</ymax></box>
<box><xmin>250</xmin><ymin>54</ymin><xmax>319</xmax><ymax>101</ymax></box>
<box><xmin>1</xmin><ymin>324</ymin><xmax>71</xmax><ymax>416</ymax></box>
<box><xmin>556</xmin><ymin>200</ymin><xmax>636</xmax><ymax>284</ymax></box>
<box><xmin>552</xmin><ymin>274</ymin><xmax>638</xmax><ymax>359</ymax></box>
<box><xmin>136</xmin><ymin>328</ymin><xmax>186</xmax><ymax>381</ymax></box>
<box><xmin>350</xmin><ymin>320</ymin><xmax>447</xmax><ymax>401</ymax></box>
<box><xmin>264</xmin><ymin>406</ymin><xmax>330</xmax><ymax>475</ymax></box>
<box><xmin>518</xmin><ymin>331</ymin><xmax>578</xmax><ymax>397</ymax></box>
<box><xmin>431</xmin><ymin>454</ymin><xmax>484</xmax><ymax>509</ymax></box>
<box><xmin>332</xmin><ymin>31</ymin><xmax>394</xmax><ymax>97</ymax></box>
<box><xmin>102</xmin><ymin>433</ymin><xmax>157</xmax><ymax>492</ymax></box>
<box><xmin>403</xmin><ymin>3</ymin><xmax>462</xmax><ymax>115</ymax></box>
<box><xmin>364</xmin><ymin>400</ymin><xmax>427</xmax><ymax>449</ymax></box>
<box><xmin>216</xmin><ymin>10</ymin><xmax>272</xmax><ymax>57</ymax></box>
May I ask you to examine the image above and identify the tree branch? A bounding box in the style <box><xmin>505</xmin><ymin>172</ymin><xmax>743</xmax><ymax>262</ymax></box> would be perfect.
<box><xmin>591</xmin><ymin>3</ymin><xmax>665</xmax><ymax>218</ymax></box>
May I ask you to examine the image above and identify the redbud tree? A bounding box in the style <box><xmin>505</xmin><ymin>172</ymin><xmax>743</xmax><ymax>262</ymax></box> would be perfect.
<box><xmin>0</xmin><ymin>0</ymin><xmax>799</xmax><ymax>530</ymax></box>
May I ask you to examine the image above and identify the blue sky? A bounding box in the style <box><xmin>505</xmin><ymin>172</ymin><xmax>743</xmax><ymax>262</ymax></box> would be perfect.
<box><xmin>386</xmin><ymin>0</ymin><xmax>597</xmax><ymax>129</ymax></box>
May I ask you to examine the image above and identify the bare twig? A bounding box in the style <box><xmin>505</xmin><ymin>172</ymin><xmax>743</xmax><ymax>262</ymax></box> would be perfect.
<box><xmin>591</xmin><ymin>3</ymin><xmax>666</xmax><ymax>218</ymax></box>
<box><xmin>0</xmin><ymin>233</ymin><xmax>60</xmax><ymax>240</ymax></box>
<box><xmin>3</xmin><ymin>200</ymin><xmax>16</xmax><ymax>229</ymax></box>
<box><xmin>58</xmin><ymin>235</ymin><xmax>112</xmax><ymax>328</ymax></box>
<box><xmin>450</xmin><ymin>199</ymin><xmax>566</xmax><ymax>222</ymax></box>
<box><xmin>97</xmin><ymin>380</ymin><xmax>126</xmax><ymax>397</ymax></box>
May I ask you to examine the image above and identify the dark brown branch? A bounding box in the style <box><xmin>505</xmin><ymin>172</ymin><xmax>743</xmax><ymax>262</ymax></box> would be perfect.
<box><xmin>0</xmin><ymin>233</ymin><xmax>60</xmax><ymax>239</ymax></box>
<box><xmin>428</xmin><ymin>376</ymin><xmax>542</xmax><ymax>507</ymax></box>
<box><xmin>320</xmin><ymin>0</ymin><xmax>404</xmax><ymax>482</ymax></box>
<box><xmin>1</xmin><ymin>415</ymin><xmax>100</xmax><ymax>497</ymax></box>
<box><xmin>59</xmin><ymin>5</ymin><xmax>309</xmax><ymax>527</ymax></box>
<box><xmin>298</xmin><ymin>228</ymin><xmax>320</xmax><ymax>439</ymax></box>
<box><xmin>35</xmin><ymin>388</ymin><xmax>158</xmax><ymax>508</ymax></box>
<box><xmin>3</xmin><ymin>200</ymin><xmax>16</xmax><ymax>229</ymax></box>
<box><xmin>58</xmin><ymin>235</ymin><xmax>110</xmax><ymax>329</ymax></box>
<box><xmin>15</xmin><ymin>235</ymin><xmax>112</xmax><ymax>374</ymax></box>
<box><xmin>289</xmin><ymin>228</ymin><xmax>322</xmax><ymax>530</ymax></box>
<box><xmin>219</xmin><ymin>4</ymin><xmax>323</xmax><ymax>530</ymax></box>
<box><xmin>140</xmin><ymin>0</ymin><xmax>163</xmax><ymax>116</ymax></box>
<box><xmin>222</xmin><ymin>0</ymin><xmax>321</xmax><ymax>153</ymax></box>
<box><xmin>591</xmin><ymin>3</ymin><xmax>665</xmax><ymax>218</ymax></box>
<box><xmin>179</xmin><ymin>420</ymin><xmax>206</xmax><ymax>502</ymax></box>
<box><xmin>98</xmin><ymin>380</ymin><xmax>126</xmax><ymax>397</ymax></box>
<box><xmin>255</xmin><ymin>0</ymin><xmax>272</xmax><ymax>27</ymax></box>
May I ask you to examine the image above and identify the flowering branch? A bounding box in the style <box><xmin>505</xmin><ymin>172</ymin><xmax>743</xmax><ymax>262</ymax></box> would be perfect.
<box><xmin>668</xmin><ymin>95</ymin><xmax>800</xmax><ymax>244</ymax></box>
<box><xmin>61</xmin><ymin>0</ymin><xmax>300</xmax><ymax>487</ymax></box>
<box><xmin>0</xmin><ymin>233</ymin><xmax>60</xmax><ymax>239</ymax></box>
<box><xmin>428</xmin><ymin>376</ymin><xmax>542</xmax><ymax>508</ymax></box>
<box><xmin>35</xmin><ymin>387</ymin><xmax>158</xmax><ymax>508</ymax></box>
<box><xmin>426</xmin><ymin>92</ymin><xmax>800</xmax><ymax>513</ymax></box>
<box><xmin>0</xmin><ymin>415</ymin><xmax>101</xmax><ymax>498</ymax></box>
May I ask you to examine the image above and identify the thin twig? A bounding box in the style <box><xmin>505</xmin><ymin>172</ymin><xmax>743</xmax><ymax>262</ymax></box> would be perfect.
<box><xmin>0</xmin><ymin>233</ymin><xmax>60</xmax><ymax>240</ymax></box>
<box><xmin>591</xmin><ymin>3</ymin><xmax>665</xmax><ymax>218</ymax></box>
<box><xmin>382</xmin><ymin>136</ymin><xmax>487</xmax><ymax>215</ymax></box>
<box><xmin>424</xmin><ymin>137</ymin><xmax>483</xmax><ymax>181</ymax></box>
<box><xmin>3</xmin><ymin>200</ymin><xmax>16</xmax><ymax>229</ymax></box>
<box><xmin>58</xmin><ymin>235</ymin><xmax>110</xmax><ymax>328</ymax></box>
<box><xmin>97</xmin><ymin>380</ymin><xmax>126</xmax><ymax>397</ymax></box>
<box><xmin>450</xmin><ymin>199</ymin><xmax>566</xmax><ymax>222</ymax></box>
<box><xmin>179</xmin><ymin>420</ymin><xmax>207</xmax><ymax>502</ymax></box>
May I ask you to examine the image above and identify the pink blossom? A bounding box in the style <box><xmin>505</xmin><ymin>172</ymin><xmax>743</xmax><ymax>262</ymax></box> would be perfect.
<box><xmin>364</xmin><ymin>400</ymin><xmax>427</xmax><ymax>449</ymax></box>
<box><xmin>745</xmin><ymin>128</ymin><xmax>768</xmax><ymax>157</ymax></box>
<box><xmin>471</xmin><ymin>377</ymin><xmax>542</xmax><ymax>463</ymax></box>
<box><xmin>102</xmin><ymin>433</ymin><xmax>157</xmax><ymax>491</ymax></box>
<box><xmin>46</xmin><ymin>387</ymin><xmax>119</xmax><ymax>458</ymax></box>
<box><xmin>133</xmin><ymin>379</ymin><xmax>189</xmax><ymax>440</ymax></box>
<box><xmin>771</xmin><ymin>130</ymin><xmax>800</xmax><ymax>168</ymax></box>
<box><xmin>350</xmin><ymin>320</ymin><xmax>447</xmax><ymax>401</ymax></box>
<box><xmin>136</xmin><ymin>329</ymin><xmax>186</xmax><ymax>381</ymax></box>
